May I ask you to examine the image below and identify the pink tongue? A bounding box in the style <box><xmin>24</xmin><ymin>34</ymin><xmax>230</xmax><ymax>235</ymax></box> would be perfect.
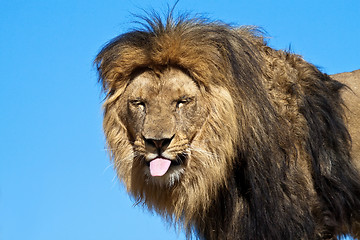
<box><xmin>149</xmin><ymin>158</ymin><xmax>172</xmax><ymax>177</ymax></box>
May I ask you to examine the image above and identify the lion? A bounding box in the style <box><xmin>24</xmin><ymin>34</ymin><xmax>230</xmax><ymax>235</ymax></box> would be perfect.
<box><xmin>95</xmin><ymin>14</ymin><xmax>360</xmax><ymax>240</ymax></box>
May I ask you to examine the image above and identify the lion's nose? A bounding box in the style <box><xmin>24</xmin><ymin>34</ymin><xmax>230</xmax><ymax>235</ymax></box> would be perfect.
<box><xmin>144</xmin><ymin>137</ymin><xmax>173</xmax><ymax>153</ymax></box>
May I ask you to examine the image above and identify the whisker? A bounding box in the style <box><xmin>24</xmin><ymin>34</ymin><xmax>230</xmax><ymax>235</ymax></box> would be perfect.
<box><xmin>111</xmin><ymin>175</ymin><xmax>118</xmax><ymax>186</ymax></box>
<box><xmin>102</xmin><ymin>162</ymin><xmax>114</xmax><ymax>174</ymax></box>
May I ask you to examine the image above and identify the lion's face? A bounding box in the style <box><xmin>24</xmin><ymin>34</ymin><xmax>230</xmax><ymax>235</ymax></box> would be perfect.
<box><xmin>118</xmin><ymin>68</ymin><xmax>207</xmax><ymax>185</ymax></box>
<box><xmin>103</xmin><ymin>65</ymin><xmax>238</xmax><ymax>214</ymax></box>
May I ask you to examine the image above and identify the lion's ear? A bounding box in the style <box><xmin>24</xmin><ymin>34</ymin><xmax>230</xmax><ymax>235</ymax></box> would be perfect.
<box><xmin>94</xmin><ymin>53</ymin><xmax>120</xmax><ymax>95</ymax></box>
<box><xmin>94</xmin><ymin>55</ymin><xmax>112</xmax><ymax>94</ymax></box>
<box><xmin>94</xmin><ymin>40</ymin><xmax>151</xmax><ymax>96</ymax></box>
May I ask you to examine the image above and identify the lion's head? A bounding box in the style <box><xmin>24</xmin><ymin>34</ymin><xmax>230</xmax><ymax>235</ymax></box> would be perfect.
<box><xmin>108</xmin><ymin>67</ymin><xmax>238</xmax><ymax>198</ymax></box>
<box><xmin>95</xmin><ymin>14</ymin><xmax>360</xmax><ymax>240</ymax></box>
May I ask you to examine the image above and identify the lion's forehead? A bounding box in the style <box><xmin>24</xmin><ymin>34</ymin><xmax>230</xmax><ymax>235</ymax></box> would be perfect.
<box><xmin>126</xmin><ymin>68</ymin><xmax>199</xmax><ymax>100</ymax></box>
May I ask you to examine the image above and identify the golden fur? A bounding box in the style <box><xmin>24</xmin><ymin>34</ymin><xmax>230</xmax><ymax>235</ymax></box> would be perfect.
<box><xmin>332</xmin><ymin>70</ymin><xmax>360</xmax><ymax>169</ymax></box>
<box><xmin>332</xmin><ymin>70</ymin><xmax>360</xmax><ymax>237</ymax></box>
<box><xmin>95</xmin><ymin>14</ymin><xmax>360</xmax><ymax>239</ymax></box>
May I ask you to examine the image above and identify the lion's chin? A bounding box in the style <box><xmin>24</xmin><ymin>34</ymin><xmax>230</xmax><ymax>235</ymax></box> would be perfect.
<box><xmin>144</xmin><ymin>164</ymin><xmax>185</xmax><ymax>187</ymax></box>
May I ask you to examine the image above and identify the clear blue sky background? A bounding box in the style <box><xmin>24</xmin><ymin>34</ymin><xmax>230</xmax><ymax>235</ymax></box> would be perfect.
<box><xmin>0</xmin><ymin>1</ymin><xmax>359</xmax><ymax>240</ymax></box>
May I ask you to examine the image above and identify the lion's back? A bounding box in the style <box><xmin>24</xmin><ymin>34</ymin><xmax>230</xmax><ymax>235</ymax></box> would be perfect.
<box><xmin>332</xmin><ymin>70</ymin><xmax>360</xmax><ymax>170</ymax></box>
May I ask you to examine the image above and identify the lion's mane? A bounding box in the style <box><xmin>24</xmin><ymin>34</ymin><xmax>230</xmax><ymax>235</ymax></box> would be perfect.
<box><xmin>95</xmin><ymin>14</ymin><xmax>360</xmax><ymax>240</ymax></box>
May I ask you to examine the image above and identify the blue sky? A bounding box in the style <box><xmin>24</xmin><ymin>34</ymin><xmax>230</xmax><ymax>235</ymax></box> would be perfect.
<box><xmin>0</xmin><ymin>1</ymin><xmax>359</xmax><ymax>239</ymax></box>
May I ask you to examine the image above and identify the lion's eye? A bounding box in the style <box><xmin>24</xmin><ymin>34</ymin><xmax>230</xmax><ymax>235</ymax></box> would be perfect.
<box><xmin>130</xmin><ymin>99</ymin><xmax>146</xmax><ymax>110</ymax></box>
<box><xmin>176</xmin><ymin>97</ymin><xmax>193</xmax><ymax>108</ymax></box>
